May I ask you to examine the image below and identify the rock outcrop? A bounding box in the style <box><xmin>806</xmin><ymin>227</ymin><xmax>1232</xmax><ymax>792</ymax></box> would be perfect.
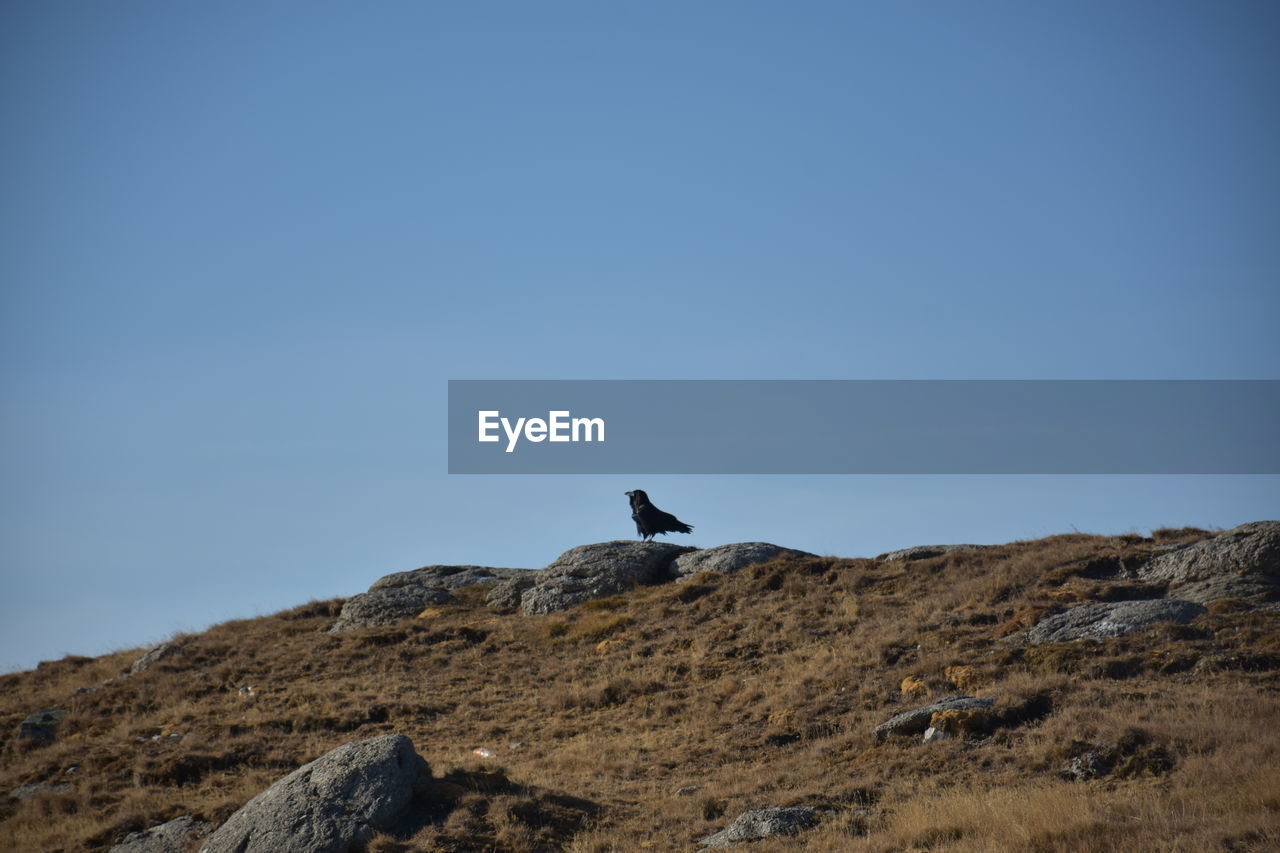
<box><xmin>519</xmin><ymin>541</ymin><xmax>693</xmax><ymax>614</ymax></box>
<box><xmin>873</xmin><ymin>696</ymin><xmax>994</xmax><ymax>742</ymax></box>
<box><xmin>1024</xmin><ymin>599</ymin><xmax>1206</xmax><ymax>645</ymax></box>
<box><xmin>1138</xmin><ymin>521</ymin><xmax>1279</xmax><ymax>604</ymax></box>
<box><xmin>369</xmin><ymin>565</ymin><xmax>525</xmax><ymax>592</ymax></box>
<box><xmin>329</xmin><ymin>587</ymin><xmax>457</xmax><ymax>633</ymax></box>
<box><xmin>671</xmin><ymin>542</ymin><xmax>815</xmax><ymax>580</ymax></box>
<box><xmin>485</xmin><ymin>576</ymin><xmax>537</xmax><ymax>609</ymax></box>
<box><xmin>131</xmin><ymin>642</ymin><xmax>180</xmax><ymax>674</ymax></box>
<box><xmin>200</xmin><ymin>733</ymin><xmax>429</xmax><ymax>853</ymax></box>
<box><xmin>699</xmin><ymin>806</ymin><xmax>819</xmax><ymax>847</ymax></box>
<box><xmin>877</xmin><ymin>544</ymin><xmax>987</xmax><ymax>562</ymax></box>
<box><xmin>330</xmin><ymin>565</ymin><xmax>526</xmax><ymax>632</ymax></box>
<box><xmin>110</xmin><ymin>816</ymin><xmax>209</xmax><ymax>853</ymax></box>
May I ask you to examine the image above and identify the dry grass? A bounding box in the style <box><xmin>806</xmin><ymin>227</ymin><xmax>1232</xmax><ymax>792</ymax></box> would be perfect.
<box><xmin>3</xmin><ymin>527</ymin><xmax>1278</xmax><ymax>851</ymax></box>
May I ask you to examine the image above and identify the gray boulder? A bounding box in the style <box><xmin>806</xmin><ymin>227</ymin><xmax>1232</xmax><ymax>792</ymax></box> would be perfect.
<box><xmin>1138</xmin><ymin>521</ymin><xmax>1279</xmax><ymax>603</ymax></box>
<box><xmin>520</xmin><ymin>541</ymin><xmax>693</xmax><ymax>614</ymax></box>
<box><xmin>1025</xmin><ymin>599</ymin><xmax>1206</xmax><ymax>645</ymax></box>
<box><xmin>111</xmin><ymin>816</ymin><xmax>209</xmax><ymax>853</ymax></box>
<box><xmin>485</xmin><ymin>576</ymin><xmax>537</xmax><ymax>609</ymax></box>
<box><xmin>10</xmin><ymin>782</ymin><xmax>71</xmax><ymax>800</ymax></box>
<box><xmin>672</xmin><ymin>543</ymin><xmax>816</xmax><ymax>580</ymax></box>
<box><xmin>17</xmin><ymin>708</ymin><xmax>69</xmax><ymax>744</ymax></box>
<box><xmin>700</xmin><ymin>806</ymin><xmax>818</xmax><ymax>847</ymax></box>
<box><xmin>200</xmin><ymin>733</ymin><xmax>429</xmax><ymax>853</ymax></box>
<box><xmin>877</xmin><ymin>544</ymin><xmax>987</xmax><ymax>562</ymax></box>
<box><xmin>328</xmin><ymin>587</ymin><xmax>456</xmax><ymax>633</ymax></box>
<box><xmin>872</xmin><ymin>696</ymin><xmax>994</xmax><ymax>742</ymax></box>
<box><xmin>331</xmin><ymin>564</ymin><xmax>528</xmax><ymax>632</ymax></box>
<box><xmin>369</xmin><ymin>565</ymin><xmax>524</xmax><ymax>592</ymax></box>
<box><xmin>131</xmin><ymin>642</ymin><xmax>180</xmax><ymax>674</ymax></box>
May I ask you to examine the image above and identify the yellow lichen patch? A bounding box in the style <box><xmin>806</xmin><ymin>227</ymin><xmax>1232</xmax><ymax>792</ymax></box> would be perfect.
<box><xmin>900</xmin><ymin>675</ymin><xmax>929</xmax><ymax>697</ymax></box>
<box><xmin>945</xmin><ymin>665</ymin><xmax>985</xmax><ymax>691</ymax></box>
<box><xmin>767</xmin><ymin>709</ymin><xmax>795</xmax><ymax>727</ymax></box>
<box><xmin>930</xmin><ymin>707</ymin><xmax>992</xmax><ymax>736</ymax></box>
<box><xmin>595</xmin><ymin>638</ymin><xmax>625</xmax><ymax>655</ymax></box>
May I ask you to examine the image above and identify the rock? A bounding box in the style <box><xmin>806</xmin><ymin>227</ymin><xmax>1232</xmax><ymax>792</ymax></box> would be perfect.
<box><xmin>877</xmin><ymin>544</ymin><xmax>987</xmax><ymax>562</ymax></box>
<box><xmin>671</xmin><ymin>543</ymin><xmax>816</xmax><ymax>580</ymax></box>
<box><xmin>131</xmin><ymin>643</ymin><xmax>180</xmax><ymax>674</ymax></box>
<box><xmin>929</xmin><ymin>707</ymin><xmax>992</xmax><ymax>736</ymax></box>
<box><xmin>1063</xmin><ymin>751</ymin><xmax>1111</xmax><ymax>781</ymax></box>
<box><xmin>110</xmin><ymin>816</ymin><xmax>210</xmax><ymax>853</ymax></box>
<box><xmin>17</xmin><ymin>708</ymin><xmax>69</xmax><ymax>744</ymax></box>
<box><xmin>329</xmin><ymin>564</ymin><xmax>527</xmax><ymax>631</ymax></box>
<box><xmin>519</xmin><ymin>541</ymin><xmax>693</xmax><ymax>614</ymax></box>
<box><xmin>10</xmin><ymin>782</ymin><xmax>71</xmax><ymax>800</ymax></box>
<box><xmin>486</xmin><ymin>576</ymin><xmax>537</xmax><ymax>609</ymax></box>
<box><xmin>1138</xmin><ymin>521</ymin><xmax>1280</xmax><ymax>604</ymax></box>
<box><xmin>200</xmin><ymin>733</ymin><xmax>429</xmax><ymax>853</ymax></box>
<box><xmin>328</xmin><ymin>587</ymin><xmax>457</xmax><ymax>633</ymax></box>
<box><xmin>699</xmin><ymin>806</ymin><xmax>818</xmax><ymax>847</ymax></box>
<box><xmin>873</xmin><ymin>696</ymin><xmax>994</xmax><ymax>742</ymax></box>
<box><xmin>1151</xmin><ymin>543</ymin><xmax>1189</xmax><ymax>555</ymax></box>
<box><xmin>1024</xmin><ymin>599</ymin><xmax>1206</xmax><ymax>645</ymax></box>
<box><xmin>369</xmin><ymin>565</ymin><xmax>525</xmax><ymax>592</ymax></box>
<box><xmin>922</xmin><ymin>727</ymin><xmax>951</xmax><ymax>743</ymax></box>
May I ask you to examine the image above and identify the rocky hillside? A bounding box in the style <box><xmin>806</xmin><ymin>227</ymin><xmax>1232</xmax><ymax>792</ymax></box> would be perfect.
<box><xmin>2</xmin><ymin>523</ymin><xmax>1279</xmax><ymax>852</ymax></box>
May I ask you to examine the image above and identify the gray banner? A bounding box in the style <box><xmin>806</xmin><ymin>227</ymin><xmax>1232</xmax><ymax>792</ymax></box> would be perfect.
<box><xmin>447</xmin><ymin>380</ymin><xmax>1280</xmax><ymax>474</ymax></box>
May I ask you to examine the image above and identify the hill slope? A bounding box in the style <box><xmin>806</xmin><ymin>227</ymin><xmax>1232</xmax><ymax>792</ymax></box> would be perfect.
<box><xmin>3</xmin><ymin>526</ymin><xmax>1279</xmax><ymax>852</ymax></box>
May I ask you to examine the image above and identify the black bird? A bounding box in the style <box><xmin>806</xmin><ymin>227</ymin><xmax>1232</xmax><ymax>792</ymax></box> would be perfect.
<box><xmin>625</xmin><ymin>489</ymin><xmax>694</xmax><ymax>542</ymax></box>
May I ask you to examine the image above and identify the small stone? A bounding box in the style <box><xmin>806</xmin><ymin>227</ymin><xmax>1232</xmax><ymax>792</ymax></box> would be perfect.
<box><xmin>922</xmin><ymin>727</ymin><xmax>951</xmax><ymax>743</ymax></box>
<box><xmin>699</xmin><ymin>806</ymin><xmax>818</xmax><ymax>847</ymax></box>
<box><xmin>1063</xmin><ymin>751</ymin><xmax>1111</xmax><ymax>781</ymax></box>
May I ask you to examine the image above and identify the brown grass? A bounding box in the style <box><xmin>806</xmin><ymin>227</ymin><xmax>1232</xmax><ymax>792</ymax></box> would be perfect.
<box><xmin>3</xmin><ymin>527</ymin><xmax>1278</xmax><ymax>851</ymax></box>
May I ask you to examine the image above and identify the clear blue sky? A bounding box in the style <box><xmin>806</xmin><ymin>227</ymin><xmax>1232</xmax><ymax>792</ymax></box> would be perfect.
<box><xmin>2</xmin><ymin>1</ymin><xmax>1277</xmax><ymax>672</ymax></box>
